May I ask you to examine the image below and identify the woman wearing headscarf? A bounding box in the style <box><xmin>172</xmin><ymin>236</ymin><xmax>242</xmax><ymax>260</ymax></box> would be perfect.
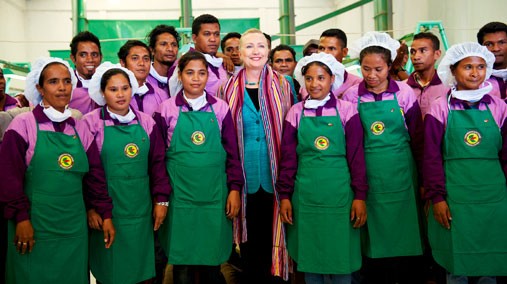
<box><xmin>221</xmin><ymin>28</ymin><xmax>293</xmax><ymax>283</ymax></box>
<box><xmin>0</xmin><ymin>57</ymin><xmax>114</xmax><ymax>284</ymax></box>
<box><xmin>84</xmin><ymin>62</ymin><xmax>170</xmax><ymax>284</ymax></box>
<box><xmin>424</xmin><ymin>42</ymin><xmax>507</xmax><ymax>283</ymax></box>
<box><xmin>277</xmin><ymin>53</ymin><xmax>368</xmax><ymax>284</ymax></box>
<box><xmin>342</xmin><ymin>32</ymin><xmax>424</xmax><ymax>283</ymax></box>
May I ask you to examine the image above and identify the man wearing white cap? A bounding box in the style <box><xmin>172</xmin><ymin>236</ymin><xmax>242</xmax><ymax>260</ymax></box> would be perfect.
<box><xmin>0</xmin><ymin>57</ymin><xmax>114</xmax><ymax>284</ymax></box>
<box><xmin>424</xmin><ymin>42</ymin><xmax>507</xmax><ymax>283</ymax></box>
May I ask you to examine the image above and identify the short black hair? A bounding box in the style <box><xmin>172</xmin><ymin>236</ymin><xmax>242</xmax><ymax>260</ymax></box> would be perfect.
<box><xmin>320</xmin><ymin>28</ymin><xmax>348</xmax><ymax>48</ymax></box>
<box><xmin>269</xmin><ymin>44</ymin><xmax>296</xmax><ymax>63</ymax></box>
<box><xmin>192</xmin><ymin>14</ymin><xmax>220</xmax><ymax>36</ymax></box>
<box><xmin>100</xmin><ymin>68</ymin><xmax>131</xmax><ymax>93</ymax></box>
<box><xmin>413</xmin><ymin>32</ymin><xmax>440</xmax><ymax>50</ymax></box>
<box><xmin>117</xmin><ymin>40</ymin><xmax>151</xmax><ymax>62</ymax></box>
<box><xmin>178</xmin><ymin>51</ymin><xmax>209</xmax><ymax>72</ymax></box>
<box><xmin>359</xmin><ymin>46</ymin><xmax>392</xmax><ymax>66</ymax></box>
<box><xmin>221</xmin><ymin>32</ymin><xmax>241</xmax><ymax>52</ymax></box>
<box><xmin>70</xmin><ymin>31</ymin><xmax>102</xmax><ymax>56</ymax></box>
<box><xmin>477</xmin><ymin>22</ymin><xmax>507</xmax><ymax>44</ymax></box>
<box><xmin>147</xmin><ymin>24</ymin><xmax>181</xmax><ymax>49</ymax></box>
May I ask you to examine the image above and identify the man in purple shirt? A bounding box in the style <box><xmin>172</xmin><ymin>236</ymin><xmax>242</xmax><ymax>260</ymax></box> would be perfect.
<box><xmin>407</xmin><ymin>32</ymin><xmax>449</xmax><ymax>118</ymax></box>
<box><xmin>69</xmin><ymin>31</ymin><xmax>102</xmax><ymax>114</ymax></box>
<box><xmin>478</xmin><ymin>22</ymin><xmax>507</xmax><ymax>100</ymax></box>
<box><xmin>0</xmin><ymin>68</ymin><xmax>18</xmax><ymax>111</ymax></box>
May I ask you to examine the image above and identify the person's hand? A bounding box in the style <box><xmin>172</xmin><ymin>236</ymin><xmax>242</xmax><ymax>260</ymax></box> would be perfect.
<box><xmin>87</xmin><ymin>208</ymin><xmax>103</xmax><ymax>230</ymax></box>
<box><xmin>216</xmin><ymin>52</ymin><xmax>235</xmax><ymax>73</ymax></box>
<box><xmin>350</xmin><ymin>199</ymin><xmax>367</xmax><ymax>228</ymax></box>
<box><xmin>280</xmin><ymin>199</ymin><xmax>293</xmax><ymax>225</ymax></box>
<box><xmin>15</xmin><ymin>220</ymin><xmax>35</xmax><ymax>254</ymax></box>
<box><xmin>226</xmin><ymin>191</ymin><xmax>240</xmax><ymax>219</ymax></box>
<box><xmin>102</xmin><ymin>218</ymin><xmax>115</xmax><ymax>249</ymax></box>
<box><xmin>433</xmin><ymin>200</ymin><xmax>452</xmax><ymax>229</ymax></box>
<box><xmin>153</xmin><ymin>204</ymin><xmax>168</xmax><ymax>231</ymax></box>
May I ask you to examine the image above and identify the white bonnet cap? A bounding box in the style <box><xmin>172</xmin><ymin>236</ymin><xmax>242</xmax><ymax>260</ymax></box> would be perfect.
<box><xmin>294</xmin><ymin>52</ymin><xmax>345</xmax><ymax>91</ymax></box>
<box><xmin>349</xmin><ymin>31</ymin><xmax>400</xmax><ymax>62</ymax></box>
<box><xmin>25</xmin><ymin>57</ymin><xmax>77</xmax><ymax>106</ymax></box>
<box><xmin>437</xmin><ymin>42</ymin><xmax>495</xmax><ymax>87</ymax></box>
<box><xmin>88</xmin><ymin>62</ymin><xmax>139</xmax><ymax>106</ymax></box>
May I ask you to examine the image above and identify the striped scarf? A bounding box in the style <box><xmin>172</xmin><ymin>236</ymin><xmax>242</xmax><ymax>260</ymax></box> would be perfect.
<box><xmin>221</xmin><ymin>65</ymin><xmax>292</xmax><ymax>280</ymax></box>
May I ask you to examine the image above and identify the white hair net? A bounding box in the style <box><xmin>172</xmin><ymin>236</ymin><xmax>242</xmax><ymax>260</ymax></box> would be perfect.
<box><xmin>25</xmin><ymin>57</ymin><xmax>77</xmax><ymax>106</ymax></box>
<box><xmin>437</xmin><ymin>42</ymin><xmax>495</xmax><ymax>87</ymax></box>
<box><xmin>294</xmin><ymin>53</ymin><xmax>345</xmax><ymax>91</ymax></box>
<box><xmin>88</xmin><ymin>62</ymin><xmax>139</xmax><ymax>106</ymax></box>
<box><xmin>349</xmin><ymin>31</ymin><xmax>400</xmax><ymax>62</ymax></box>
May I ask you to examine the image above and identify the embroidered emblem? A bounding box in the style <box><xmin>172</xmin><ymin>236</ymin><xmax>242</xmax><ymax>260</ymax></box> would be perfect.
<box><xmin>191</xmin><ymin>131</ymin><xmax>206</xmax><ymax>145</ymax></box>
<box><xmin>314</xmin><ymin>136</ymin><xmax>330</xmax><ymax>150</ymax></box>
<box><xmin>124</xmin><ymin>143</ymin><xmax>139</xmax><ymax>158</ymax></box>
<box><xmin>370</xmin><ymin>121</ymin><xmax>385</xmax><ymax>135</ymax></box>
<box><xmin>464</xmin><ymin>130</ymin><xmax>481</xmax><ymax>147</ymax></box>
<box><xmin>58</xmin><ymin>153</ymin><xmax>74</xmax><ymax>170</ymax></box>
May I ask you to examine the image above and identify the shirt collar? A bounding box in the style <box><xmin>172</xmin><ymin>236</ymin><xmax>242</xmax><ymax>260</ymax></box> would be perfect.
<box><xmin>358</xmin><ymin>78</ymin><xmax>399</xmax><ymax>96</ymax></box>
<box><xmin>175</xmin><ymin>90</ymin><xmax>216</xmax><ymax>108</ymax></box>
<box><xmin>33</xmin><ymin>105</ymin><xmax>75</xmax><ymax>126</ymax></box>
<box><xmin>407</xmin><ymin>69</ymin><xmax>442</xmax><ymax>88</ymax></box>
<box><xmin>449</xmin><ymin>93</ymin><xmax>493</xmax><ymax>105</ymax></box>
<box><xmin>100</xmin><ymin>105</ymin><xmax>138</xmax><ymax>125</ymax></box>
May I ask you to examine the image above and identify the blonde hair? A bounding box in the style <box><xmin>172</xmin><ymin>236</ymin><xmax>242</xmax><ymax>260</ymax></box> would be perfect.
<box><xmin>239</xmin><ymin>28</ymin><xmax>267</xmax><ymax>48</ymax></box>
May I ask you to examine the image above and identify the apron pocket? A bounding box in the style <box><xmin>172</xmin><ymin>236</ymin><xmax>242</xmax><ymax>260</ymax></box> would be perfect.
<box><xmin>170</xmin><ymin>164</ymin><xmax>226</xmax><ymax>205</ymax></box>
<box><xmin>108</xmin><ymin>176</ymin><xmax>152</xmax><ymax>218</ymax></box>
<box><xmin>296</xmin><ymin>170</ymin><xmax>351</xmax><ymax>208</ymax></box>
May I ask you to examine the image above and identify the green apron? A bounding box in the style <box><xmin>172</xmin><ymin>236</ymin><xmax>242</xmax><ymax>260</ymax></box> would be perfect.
<box><xmin>428</xmin><ymin>104</ymin><xmax>507</xmax><ymax>276</ymax></box>
<box><xmin>287</xmin><ymin>107</ymin><xmax>361</xmax><ymax>274</ymax></box>
<box><xmin>159</xmin><ymin>105</ymin><xmax>232</xmax><ymax>265</ymax></box>
<box><xmin>90</xmin><ymin>112</ymin><xmax>154</xmax><ymax>283</ymax></box>
<box><xmin>6</xmin><ymin>120</ymin><xmax>89</xmax><ymax>284</ymax></box>
<box><xmin>357</xmin><ymin>94</ymin><xmax>422</xmax><ymax>258</ymax></box>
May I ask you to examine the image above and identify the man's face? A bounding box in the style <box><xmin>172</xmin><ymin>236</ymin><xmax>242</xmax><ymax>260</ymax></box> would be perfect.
<box><xmin>152</xmin><ymin>32</ymin><xmax>179</xmax><ymax>66</ymax></box>
<box><xmin>70</xmin><ymin>41</ymin><xmax>102</xmax><ymax>80</ymax></box>
<box><xmin>223</xmin><ymin>37</ymin><xmax>242</xmax><ymax>66</ymax></box>
<box><xmin>482</xmin><ymin>31</ymin><xmax>507</xmax><ymax>69</ymax></box>
<box><xmin>120</xmin><ymin>46</ymin><xmax>151</xmax><ymax>83</ymax></box>
<box><xmin>272</xmin><ymin>50</ymin><xmax>297</xmax><ymax>76</ymax></box>
<box><xmin>410</xmin><ymin>38</ymin><xmax>441</xmax><ymax>73</ymax></box>
<box><xmin>318</xmin><ymin>36</ymin><xmax>348</xmax><ymax>62</ymax></box>
<box><xmin>192</xmin><ymin>23</ymin><xmax>221</xmax><ymax>56</ymax></box>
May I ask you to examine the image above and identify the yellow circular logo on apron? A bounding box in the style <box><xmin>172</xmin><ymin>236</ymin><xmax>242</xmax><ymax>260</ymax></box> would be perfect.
<box><xmin>58</xmin><ymin>153</ymin><xmax>74</xmax><ymax>170</ymax></box>
<box><xmin>314</xmin><ymin>136</ymin><xmax>330</xmax><ymax>150</ymax></box>
<box><xmin>370</xmin><ymin>121</ymin><xmax>385</xmax><ymax>135</ymax></box>
<box><xmin>464</xmin><ymin>130</ymin><xmax>481</xmax><ymax>147</ymax></box>
<box><xmin>191</xmin><ymin>131</ymin><xmax>206</xmax><ymax>145</ymax></box>
<box><xmin>124</xmin><ymin>143</ymin><xmax>139</xmax><ymax>158</ymax></box>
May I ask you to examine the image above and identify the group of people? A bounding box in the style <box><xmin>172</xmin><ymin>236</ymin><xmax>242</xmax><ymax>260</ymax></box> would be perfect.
<box><xmin>0</xmin><ymin>12</ymin><xmax>507</xmax><ymax>284</ymax></box>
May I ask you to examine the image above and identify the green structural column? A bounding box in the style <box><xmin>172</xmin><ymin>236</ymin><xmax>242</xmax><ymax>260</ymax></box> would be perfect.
<box><xmin>373</xmin><ymin>0</ymin><xmax>391</xmax><ymax>33</ymax></box>
<box><xmin>180</xmin><ymin>0</ymin><xmax>193</xmax><ymax>28</ymax></box>
<box><xmin>279</xmin><ymin>0</ymin><xmax>295</xmax><ymax>45</ymax></box>
<box><xmin>72</xmin><ymin>0</ymin><xmax>88</xmax><ymax>35</ymax></box>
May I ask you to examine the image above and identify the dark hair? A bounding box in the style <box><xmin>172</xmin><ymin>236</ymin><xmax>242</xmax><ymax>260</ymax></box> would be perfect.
<box><xmin>192</xmin><ymin>14</ymin><xmax>220</xmax><ymax>36</ymax></box>
<box><xmin>38</xmin><ymin>62</ymin><xmax>68</xmax><ymax>87</ymax></box>
<box><xmin>263</xmin><ymin>33</ymin><xmax>272</xmax><ymax>49</ymax></box>
<box><xmin>269</xmin><ymin>44</ymin><xmax>296</xmax><ymax>63</ymax></box>
<box><xmin>413</xmin><ymin>32</ymin><xmax>440</xmax><ymax>50</ymax></box>
<box><xmin>320</xmin><ymin>28</ymin><xmax>348</xmax><ymax>48</ymax></box>
<box><xmin>70</xmin><ymin>31</ymin><xmax>101</xmax><ymax>56</ymax></box>
<box><xmin>117</xmin><ymin>40</ymin><xmax>151</xmax><ymax>62</ymax></box>
<box><xmin>147</xmin><ymin>24</ymin><xmax>181</xmax><ymax>49</ymax></box>
<box><xmin>359</xmin><ymin>46</ymin><xmax>392</xmax><ymax>66</ymax></box>
<box><xmin>477</xmin><ymin>22</ymin><xmax>507</xmax><ymax>44</ymax></box>
<box><xmin>221</xmin><ymin>32</ymin><xmax>241</xmax><ymax>52</ymax></box>
<box><xmin>302</xmin><ymin>61</ymin><xmax>333</xmax><ymax>76</ymax></box>
<box><xmin>100</xmin><ymin>69</ymin><xmax>131</xmax><ymax>93</ymax></box>
<box><xmin>178</xmin><ymin>51</ymin><xmax>209</xmax><ymax>72</ymax></box>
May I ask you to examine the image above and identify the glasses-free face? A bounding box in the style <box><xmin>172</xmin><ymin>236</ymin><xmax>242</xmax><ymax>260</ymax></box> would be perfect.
<box><xmin>223</xmin><ymin>37</ymin><xmax>242</xmax><ymax>66</ymax></box>
<box><xmin>482</xmin><ymin>31</ymin><xmax>507</xmax><ymax>68</ymax></box>
<box><xmin>121</xmin><ymin>46</ymin><xmax>151</xmax><ymax>84</ymax></box>
<box><xmin>193</xmin><ymin>23</ymin><xmax>221</xmax><ymax>56</ymax></box>
<box><xmin>71</xmin><ymin>41</ymin><xmax>102</xmax><ymax>80</ymax></box>
<box><xmin>37</xmin><ymin>64</ymin><xmax>73</xmax><ymax>112</ymax></box>
<box><xmin>103</xmin><ymin>73</ymin><xmax>132</xmax><ymax>116</ymax></box>
<box><xmin>178</xmin><ymin>59</ymin><xmax>209</xmax><ymax>98</ymax></box>
<box><xmin>361</xmin><ymin>53</ymin><xmax>390</xmax><ymax>91</ymax></box>
<box><xmin>318</xmin><ymin>37</ymin><xmax>348</xmax><ymax>62</ymax></box>
<box><xmin>240</xmin><ymin>32</ymin><xmax>269</xmax><ymax>70</ymax></box>
<box><xmin>153</xmin><ymin>32</ymin><xmax>179</xmax><ymax>66</ymax></box>
<box><xmin>304</xmin><ymin>64</ymin><xmax>335</xmax><ymax>101</ymax></box>
<box><xmin>410</xmin><ymin>38</ymin><xmax>441</xmax><ymax>73</ymax></box>
<box><xmin>451</xmin><ymin>56</ymin><xmax>487</xmax><ymax>91</ymax></box>
<box><xmin>272</xmin><ymin>50</ymin><xmax>296</xmax><ymax>76</ymax></box>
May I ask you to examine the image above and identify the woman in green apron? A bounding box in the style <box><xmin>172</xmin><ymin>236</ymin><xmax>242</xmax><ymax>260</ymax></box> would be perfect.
<box><xmin>277</xmin><ymin>53</ymin><xmax>368</xmax><ymax>284</ymax></box>
<box><xmin>0</xmin><ymin>57</ymin><xmax>115</xmax><ymax>284</ymax></box>
<box><xmin>424</xmin><ymin>42</ymin><xmax>507</xmax><ymax>283</ymax></box>
<box><xmin>342</xmin><ymin>32</ymin><xmax>425</xmax><ymax>283</ymax></box>
<box><xmin>84</xmin><ymin>63</ymin><xmax>171</xmax><ymax>284</ymax></box>
<box><xmin>153</xmin><ymin>51</ymin><xmax>243</xmax><ymax>284</ymax></box>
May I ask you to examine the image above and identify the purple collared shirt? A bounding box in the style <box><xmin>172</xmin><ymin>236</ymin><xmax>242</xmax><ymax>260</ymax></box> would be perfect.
<box><xmin>276</xmin><ymin>95</ymin><xmax>368</xmax><ymax>200</ymax></box>
<box><xmin>82</xmin><ymin>106</ymin><xmax>170</xmax><ymax>201</ymax></box>
<box><xmin>147</xmin><ymin>70</ymin><xmax>169</xmax><ymax>99</ymax></box>
<box><xmin>423</xmin><ymin>94</ymin><xmax>507</xmax><ymax>204</ymax></box>
<box><xmin>69</xmin><ymin>77</ymin><xmax>99</xmax><ymax>115</ymax></box>
<box><xmin>342</xmin><ymin>79</ymin><xmax>424</xmax><ymax>172</ymax></box>
<box><xmin>0</xmin><ymin>105</ymin><xmax>112</xmax><ymax>222</ymax></box>
<box><xmin>2</xmin><ymin>95</ymin><xmax>19</xmax><ymax>111</ymax></box>
<box><xmin>153</xmin><ymin>91</ymin><xmax>244</xmax><ymax>192</ymax></box>
<box><xmin>406</xmin><ymin>70</ymin><xmax>450</xmax><ymax>118</ymax></box>
<box><xmin>130</xmin><ymin>82</ymin><xmax>169</xmax><ymax>116</ymax></box>
<box><xmin>487</xmin><ymin>75</ymin><xmax>507</xmax><ymax>100</ymax></box>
